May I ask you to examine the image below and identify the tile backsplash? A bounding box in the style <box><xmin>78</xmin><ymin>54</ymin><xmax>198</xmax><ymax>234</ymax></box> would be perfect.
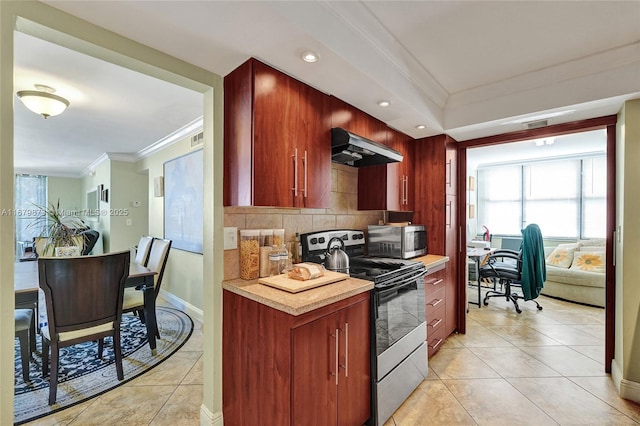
<box><xmin>224</xmin><ymin>163</ymin><xmax>383</xmax><ymax>280</ymax></box>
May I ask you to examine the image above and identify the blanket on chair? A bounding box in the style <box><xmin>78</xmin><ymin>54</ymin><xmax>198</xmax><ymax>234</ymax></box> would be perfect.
<box><xmin>521</xmin><ymin>224</ymin><xmax>547</xmax><ymax>301</ymax></box>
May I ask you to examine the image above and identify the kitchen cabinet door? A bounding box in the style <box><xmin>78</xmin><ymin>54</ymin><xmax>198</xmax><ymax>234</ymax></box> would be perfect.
<box><xmin>356</xmin><ymin>126</ymin><xmax>414</xmax><ymax>211</ymax></box>
<box><xmin>291</xmin><ymin>298</ymin><xmax>370</xmax><ymax>426</ymax></box>
<box><xmin>296</xmin><ymin>82</ymin><xmax>331</xmax><ymax>208</ymax></box>
<box><xmin>224</xmin><ymin>58</ymin><xmax>331</xmax><ymax>208</ymax></box>
<box><xmin>253</xmin><ymin>60</ymin><xmax>298</xmax><ymax>207</ymax></box>
<box><xmin>336</xmin><ymin>299</ymin><xmax>370</xmax><ymax>425</ymax></box>
<box><xmin>292</xmin><ymin>312</ymin><xmax>338</xmax><ymax>425</ymax></box>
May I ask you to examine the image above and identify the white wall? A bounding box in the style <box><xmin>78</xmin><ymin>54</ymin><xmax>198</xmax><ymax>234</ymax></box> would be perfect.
<box><xmin>614</xmin><ymin>98</ymin><xmax>640</xmax><ymax>402</ymax></box>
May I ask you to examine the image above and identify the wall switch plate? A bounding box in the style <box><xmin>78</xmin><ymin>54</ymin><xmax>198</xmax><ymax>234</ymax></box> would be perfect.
<box><xmin>224</xmin><ymin>227</ymin><xmax>238</xmax><ymax>250</ymax></box>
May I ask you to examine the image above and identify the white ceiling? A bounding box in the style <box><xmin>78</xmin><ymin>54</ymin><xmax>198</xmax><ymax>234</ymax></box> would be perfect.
<box><xmin>13</xmin><ymin>1</ymin><xmax>640</xmax><ymax>177</ymax></box>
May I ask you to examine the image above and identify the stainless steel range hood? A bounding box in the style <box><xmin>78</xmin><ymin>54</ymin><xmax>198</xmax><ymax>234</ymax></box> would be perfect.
<box><xmin>331</xmin><ymin>128</ymin><xmax>403</xmax><ymax>167</ymax></box>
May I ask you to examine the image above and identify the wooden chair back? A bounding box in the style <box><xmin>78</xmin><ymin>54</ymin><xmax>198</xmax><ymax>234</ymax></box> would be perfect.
<box><xmin>38</xmin><ymin>250</ymin><xmax>130</xmax><ymax>335</ymax></box>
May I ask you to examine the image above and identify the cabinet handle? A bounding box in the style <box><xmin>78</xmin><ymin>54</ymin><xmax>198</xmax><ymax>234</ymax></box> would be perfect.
<box><xmin>429</xmin><ymin>338</ymin><xmax>444</xmax><ymax>350</ymax></box>
<box><xmin>428</xmin><ymin>318</ymin><xmax>443</xmax><ymax>328</ymax></box>
<box><xmin>339</xmin><ymin>323</ymin><xmax>349</xmax><ymax>377</ymax></box>
<box><xmin>292</xmin><ymin>148</ymin><xmax>298</xmax><ymax>197</ymax></box>
<box><xmin>331</xmin><ymin>328</ymin><xmax>339</xmax><ymax>385</ymax></box>
<box><xmin>303</xmin><ymin>150</ymin><xmax>308</xmax><ymax>199</ymax></box>
<box><xmin>427</xmin><ymin>298</ymin><xmax>443</xmax><ymax>307</ymax></box>
<box><xmin>401</xmin><ymin>175</ymin><xmax>408</xmax><ymax>205</ymax></box>
<box><xmin>427</xmin><ymin>278</ymin><xmax>444</xmax><ymax>286</ymax></box>
<box><xmin>446</xmin><ymin>200</ymin><xmax>452</xmax><ymax>227</ymax></box>
<box><xmin>446</xmin><ymin>159</ymin><xmax>452</xmax><ymax>187</ymax></box>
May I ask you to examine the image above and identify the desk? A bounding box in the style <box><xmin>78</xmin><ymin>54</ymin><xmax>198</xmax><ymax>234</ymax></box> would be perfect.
<box><xmin>467</xmin><ymin>247</ymin><xmax>497</xmax><ymax>308</ymax></box>
<box><xmin>14</xmin><ymin>260</ymin><xmax>159</xmax><ymax>353</ymax></box>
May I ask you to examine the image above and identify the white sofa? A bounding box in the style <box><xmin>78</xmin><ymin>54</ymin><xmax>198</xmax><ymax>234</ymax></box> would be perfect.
<box><xmin>542</xmin><ymin>240</ymin><xmax>606</xmax><ymax>307</ymax></box>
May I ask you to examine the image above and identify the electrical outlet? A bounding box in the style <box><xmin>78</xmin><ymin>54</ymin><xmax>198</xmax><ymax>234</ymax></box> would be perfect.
<box><xmin>224</xmin><ymin>227</ymin><xmax>238</xmax><ymax>250</ymax></box>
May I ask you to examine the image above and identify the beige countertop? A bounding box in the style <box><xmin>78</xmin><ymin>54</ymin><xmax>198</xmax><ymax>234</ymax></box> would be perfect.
<box><xmin>413</xmin><ymin>254</ymin><xmax>450</xmax><ymax>270</ymax></box>
<box><xmin>222</xmin><ymin>276</ymin><xmax>373</xmax><ymax>316</ymax></box>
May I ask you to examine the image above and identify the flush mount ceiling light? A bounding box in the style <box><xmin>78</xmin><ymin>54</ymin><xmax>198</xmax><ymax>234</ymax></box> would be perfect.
<box><xmin>377</xmin><ymin>100</ymin><xmax>391</xmax><ymax>107</ymax></box>
<box><xmin>16</xmin><ymin>84</ymin><xmax>70</xmax><ymax>119</ymax></box>
<box><xmin>415</xmin><ymin>124</ymin><xmax>426</xmax><ymax>130</ymax></box>
<box><xmin>300</xmin><ymin>51</ymin><xmax>319</xmax><ymax>63</ymax></box>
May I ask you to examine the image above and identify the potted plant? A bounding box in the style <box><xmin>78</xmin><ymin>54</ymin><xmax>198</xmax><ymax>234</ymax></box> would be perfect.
<box><xmin>28</xmin><ymin>199</ymin><xmax>85</xmax><ymax>256</ymax></box>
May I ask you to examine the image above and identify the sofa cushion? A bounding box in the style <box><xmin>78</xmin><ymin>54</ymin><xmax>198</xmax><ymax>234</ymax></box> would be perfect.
<box><xmin>570</xmin><ymin>251</ymin><xmax>605</xmax><ymax>273</ymax></box>
<box><xmin>546</xmin><ymin>243</ymin><xmax>580</xmax><ymax>268</ymax></box>
<box><xmin>546</xmin><ymin>265</ymin><xmax>605</xmax><ymax>288</ymax></box>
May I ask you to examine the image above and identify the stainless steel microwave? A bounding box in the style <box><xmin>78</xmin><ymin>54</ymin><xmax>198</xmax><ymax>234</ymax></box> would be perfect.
<box><xmin>367</xmin><ymin>224</ymin><xmax>427</xmax><ymax>259</ymax></box>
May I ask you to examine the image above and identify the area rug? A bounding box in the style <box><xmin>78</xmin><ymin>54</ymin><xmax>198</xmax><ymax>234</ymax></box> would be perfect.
<box><xmin>14</xmin><ymin>306</ymin><xmax>193</xmax><ymax>425</ymax></box>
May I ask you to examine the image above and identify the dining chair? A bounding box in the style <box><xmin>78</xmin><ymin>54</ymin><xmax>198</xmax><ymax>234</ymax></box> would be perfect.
<box><xmin>123</xmin><ymin>238</ymin><xmax>171</xmax><ymax>338</ymax></box>
<box><xmin>15</xmin><ymin>308</ymin><xmax>36</xmax><ymax>382</ymax></box>
<box><xmin>38</xmin><ymin>250</ymin><xmax>130</xmax><ymax>405</ymax></box>
<box><xmin>135</xmin><ymin>235</ymin><xmax>154</xmax><ymax>266</ymax></box>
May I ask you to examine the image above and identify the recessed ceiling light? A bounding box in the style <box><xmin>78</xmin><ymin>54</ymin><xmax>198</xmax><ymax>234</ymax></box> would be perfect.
<box><xmin>415</xmin><ymin>125</ymin><xmax>426</xmax><ymax>130</ymax></box>
<box><xmin>301</xmin><ymin>51</ymin><xmax>319</xmax><ymax>63</ymax></box>
<box><xmin>377</xmin><ymin>100</ymin><xmax>391</xmax><ymax>107</ymax></box>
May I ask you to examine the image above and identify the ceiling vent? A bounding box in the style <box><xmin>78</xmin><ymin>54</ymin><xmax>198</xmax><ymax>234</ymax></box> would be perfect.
<box><xmin>523</xmin><ymin>119</ymin><xmax>548</xmax><ymax>130</ymax></box>
<box><xmin>191</xmin><ymin>132</ymin><xmax>204</xmax><ymax>148</ymax></box>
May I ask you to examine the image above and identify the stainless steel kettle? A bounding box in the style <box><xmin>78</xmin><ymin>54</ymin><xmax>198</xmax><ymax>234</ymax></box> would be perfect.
<box><xmin>325</xmin><ymin>237</ymin><xmax>349</xmax><ymax>273</ymax></box>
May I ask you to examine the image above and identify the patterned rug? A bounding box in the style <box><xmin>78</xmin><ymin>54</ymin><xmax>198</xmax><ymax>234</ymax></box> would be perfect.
<box><xmin>14</xmin><ymin>306</ymin><xmax>193</xmax><ymax>425</ymax></box>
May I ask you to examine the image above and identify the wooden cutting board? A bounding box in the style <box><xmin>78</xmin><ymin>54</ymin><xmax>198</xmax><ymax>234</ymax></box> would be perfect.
<box><xmin>258</xmin><ymin>270</ymin><xmax>349</xmax><ymax>293</ymax></box>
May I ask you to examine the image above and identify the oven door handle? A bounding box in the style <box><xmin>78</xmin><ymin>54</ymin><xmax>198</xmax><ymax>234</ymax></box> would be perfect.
<box><xmin>375</xmin><ymin>268</ymin><xmax>428</xmax><ymax>291</ymax></box>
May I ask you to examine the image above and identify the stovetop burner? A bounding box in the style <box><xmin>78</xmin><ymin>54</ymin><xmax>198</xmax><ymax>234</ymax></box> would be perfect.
<box><xmin>300</xmin><ymin>229</ymin><xmax>426</xmax><ymax>287</ymax></box>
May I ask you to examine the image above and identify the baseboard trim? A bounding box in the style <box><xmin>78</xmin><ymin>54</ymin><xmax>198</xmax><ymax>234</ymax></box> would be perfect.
<box><xmin>159</xmin><ymin>289</ymin><xmax>204</xmax><ymax>324</ymax></box>
<box><xmin>611</xmin><ymin>359</ymin><xmax>640</xmax><ymax>403</ymax></box>
<box><xmin>200</xmin><ymin>405</ymin><xmax>223</xmax><ymax>426</ymax></box>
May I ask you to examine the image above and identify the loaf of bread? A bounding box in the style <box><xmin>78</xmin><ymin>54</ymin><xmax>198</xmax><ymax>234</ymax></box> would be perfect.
<box><xmin>288</xmin><ymin>263</ymin><xmax>325</xmax><ymax>281</ymax></box>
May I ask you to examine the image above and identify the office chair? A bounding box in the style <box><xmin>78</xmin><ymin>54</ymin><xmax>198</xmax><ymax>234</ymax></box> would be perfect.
<box><xmin>479</xmin><ymin>224</ymin><xmax>546</xmax><ymax>313</ymax></box>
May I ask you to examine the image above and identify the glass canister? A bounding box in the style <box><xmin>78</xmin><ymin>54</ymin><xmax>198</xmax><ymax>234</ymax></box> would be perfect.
<box><xmin>260</xmin><ymin>229</ymin><xmax>274</xmax><ymax>247</ymax></box>
<box><xmin>273</xmin><ymin>229</ymin><xmax>285</xmax><ymax>248</ymax></box>
<box><xmin>239</xmin><ymin>229</ymin><xmax>260</xmax><ymax>280</ymax></box>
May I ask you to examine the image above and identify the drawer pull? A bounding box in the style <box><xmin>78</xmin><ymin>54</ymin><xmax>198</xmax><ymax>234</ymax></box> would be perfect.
<box><xmin>428</xmin><ymin>298</ymin><xmax>443</xmax><ymax>307</ymax></box>
<box><xmin>427</xmin><ymin>278</ymin><xmax>444</xmax><ymax>286</ymax></box>
<box><xmin>429</xmin><ymin>338</ymin><xmax>444</xmax><ymax>350</ymax></box>
<box><xmin>428</xmin><ymin>318</ymin><xmax>443</xmax><ymax>328</ymax></box>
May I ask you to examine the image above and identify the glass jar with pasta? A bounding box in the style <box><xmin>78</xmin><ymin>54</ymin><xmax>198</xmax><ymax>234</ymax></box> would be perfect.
<box><xmin>239</xmin><ymin>229</ymin><xmax>260</xmax><ymax>280</ymax></box>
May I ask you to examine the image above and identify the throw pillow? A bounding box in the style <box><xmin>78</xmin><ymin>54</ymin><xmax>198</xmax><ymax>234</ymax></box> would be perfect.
<box><xmin>578</xmin><ymin>239</ymin><xmax>606</xmax><ymax>247</ymax></box>
<box><xmin>545</xmin><ymin>243</ymin><xmax>580</xmax><ymax>268</ymax></box>
<box><xmin>570</xmin><ymin>251</ymin><xmax>605</xmax><ymax>273</ymax></box>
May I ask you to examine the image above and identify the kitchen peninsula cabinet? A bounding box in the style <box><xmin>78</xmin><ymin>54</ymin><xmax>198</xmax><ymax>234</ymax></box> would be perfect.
<box><xmin>414</xmin><ymin>135</ymin><xmax>459</xmax><ymax>337</ymax></box>
<box><xmin>224</xmin><ymin>58</ymin><xmax>331</xmax><ymax>208</ymax></box>
<box><xmin>222</xmin><ymin>288</ymin><xmax>371</xmax><ymax>426</ymax></box>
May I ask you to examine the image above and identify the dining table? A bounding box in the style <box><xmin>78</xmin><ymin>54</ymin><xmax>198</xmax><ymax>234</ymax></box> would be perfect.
<box><xmin>14</xmin><ymin>259</ymin><xmax>159</xmax><ymax>353</ymax></box>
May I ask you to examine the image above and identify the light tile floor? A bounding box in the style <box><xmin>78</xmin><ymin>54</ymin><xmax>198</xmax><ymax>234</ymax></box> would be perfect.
<box><xmin>385</xmin><ymin>290</ymin><xmax>640</xmax><ymax>426</ymax></box>
<box><xmin>23</xmin><ymin>292</ymin><xmax>640</xmax><ymax>425</ymax></box>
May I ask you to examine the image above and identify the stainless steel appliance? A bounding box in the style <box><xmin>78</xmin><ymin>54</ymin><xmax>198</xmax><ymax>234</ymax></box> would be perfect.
<box><xmin>300</xmin><ymin>229</ymin><xmax>428</xmax><ymax>426</ymax></box>
<box><xmin>367</xmin><ymin>224</ymin><xmax>427</xmax><ymax>259</ymax></box>
<box><xmin>331</xmin><ymin>128</ymin><xmax>403</xmax><ymax>167</ymax></box>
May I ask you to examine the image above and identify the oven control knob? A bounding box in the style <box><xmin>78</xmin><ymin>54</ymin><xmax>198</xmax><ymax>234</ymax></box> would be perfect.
<box><xmin>319</xmin><ymin>237</ymin><xmax>325</xmax><ymax>244</ymax></box>
<box><xmin>310</xmin><ymin>238</ymin><xmax>318</xmax><ymax>244</ymax></box>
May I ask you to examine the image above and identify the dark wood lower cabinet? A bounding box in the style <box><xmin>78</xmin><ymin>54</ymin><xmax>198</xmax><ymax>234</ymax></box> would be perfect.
<box><xmin>223</xmin><ymin>290</ymin><xmax>370</xmax><ymax>426</ymax></box>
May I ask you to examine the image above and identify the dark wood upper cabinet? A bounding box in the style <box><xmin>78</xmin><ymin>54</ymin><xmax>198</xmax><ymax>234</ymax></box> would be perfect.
<box><xmin>356</xmin><ymin>127</ymin><xmax>414</xmax><ymax>211</ymax></box>
<box><xmin>224</xmin><ymin>58</ymin><xmax>331</xmax><ymax>208</ymax></box>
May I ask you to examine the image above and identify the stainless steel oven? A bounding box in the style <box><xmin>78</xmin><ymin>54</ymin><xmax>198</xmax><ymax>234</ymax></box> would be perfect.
<box><xmin>300</xmin><ymin>229</ymin><xmax>428</xmax><ymax>426</ymax></box>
